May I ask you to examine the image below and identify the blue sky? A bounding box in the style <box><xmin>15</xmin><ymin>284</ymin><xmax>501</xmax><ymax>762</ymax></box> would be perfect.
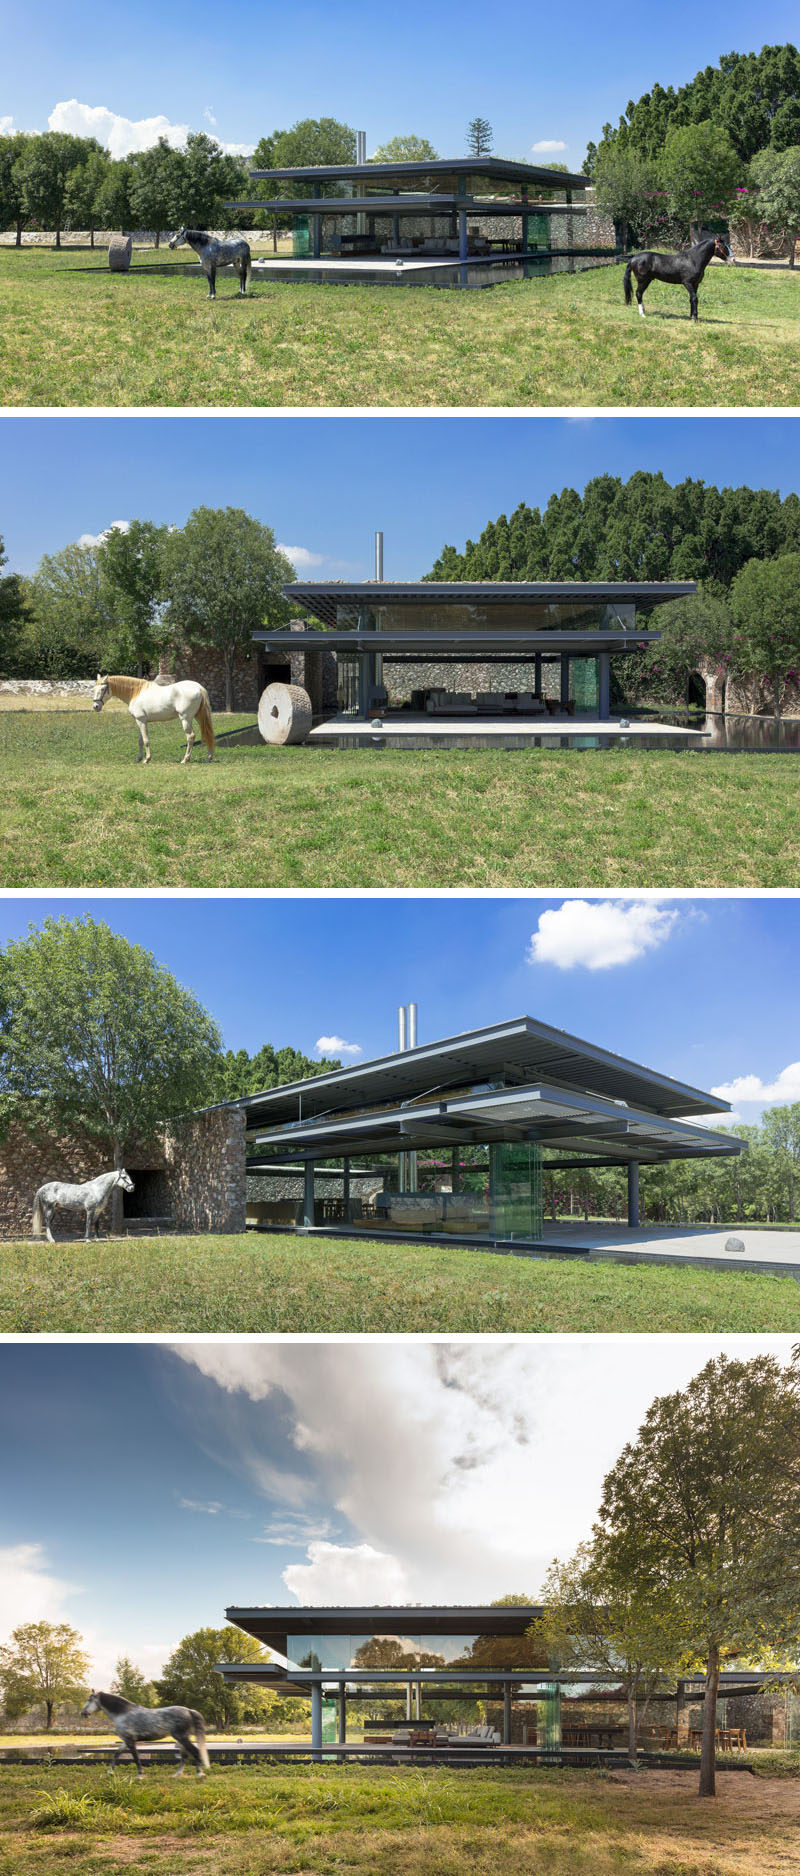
<box><xmin>3</xmin><ymin>416</ymin><xmax>800</xmax><ymax>578</ymax></box>
<box><xmin>1</xmin><ymin>893</ymin><xmax>799</xmax><ymax>1124</ymax></box>
<box><xmin>1</xmin><ymin>1337</ymin><xmax>794</xmax><ymax>1683</ymax></box>
<box><xmin>3</xmin><ymin>5</ymin><xmax>798</xmax><ymax>169</ymax></box>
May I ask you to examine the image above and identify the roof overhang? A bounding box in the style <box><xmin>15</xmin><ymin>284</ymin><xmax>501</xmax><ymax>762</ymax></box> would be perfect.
<box><xmin>244</xmin><ymin>158</ymin><xmax>588</xmax><ymax>190</ymax></box>
<box><xmin>255</xmin><ymin>630</ymin><xmax>659</xmax><ymax>655</ymax></box>
<box><xmin>279</xmin><ymin>581</ymin><xmax>695</xmax><ymax>630</ymax></box>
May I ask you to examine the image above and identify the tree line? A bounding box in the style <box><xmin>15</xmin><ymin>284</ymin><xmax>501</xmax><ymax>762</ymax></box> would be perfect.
<box><xmin>0</xmin><ymin>507</ymin><xmax>294</xmax><ymax>711</ymax></box>
<box><xmin>427</xmin><ymin>472</ymin><xmax>800</xmax><ymax>714</ymax></box>
<box><xmin>543</xmin><ymin>1106</ymin><xmax>800</xmax><ymax>1228</ymax></box>
<box><xmin>585</xmin><ymin>44</ymin><xmax>800</xmax><ymax>257</ymax></box>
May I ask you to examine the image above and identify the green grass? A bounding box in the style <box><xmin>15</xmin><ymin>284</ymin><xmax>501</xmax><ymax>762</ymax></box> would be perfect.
<box><xmin>1</xmin><ymin>1760</ymin><xmax>798</xmax><ymax>1875</ymax></box>
<box><xmin>1</xmin><ymin>709</ymin><xmax>798</xmax><ymax>886</ymax></box>
<box><xmin>3</xmin><ymin>1231</ymin><xmax>800</xmax><ymax>1333</ymax></box>
<box><xmin>2</xmin><ymin>245</ymin><xmax>800</xmax><ymax>405</ymax></box>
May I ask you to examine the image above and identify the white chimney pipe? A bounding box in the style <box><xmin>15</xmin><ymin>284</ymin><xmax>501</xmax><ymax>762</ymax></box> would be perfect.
<box><xmin>375</xmin><ymin>530</ymin><xmax>384</xmax><ymax>581</ymax></box>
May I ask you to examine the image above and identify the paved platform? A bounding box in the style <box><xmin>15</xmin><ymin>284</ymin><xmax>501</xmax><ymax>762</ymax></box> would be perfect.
<box><xmin>309</xmin><ymin>715</ymin><xmax>708</xmax><ymax>744</ymax></box>
<box><xmin>542</xmin><ymin>1221</ymin><xmax>800</xmax><ymax>1278</ymax></box>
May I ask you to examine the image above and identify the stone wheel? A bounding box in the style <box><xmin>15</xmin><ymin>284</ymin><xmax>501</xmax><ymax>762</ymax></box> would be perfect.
<box><xmin>258</xmin><ymin>682</ymin><xmax>313</xmax><ymax>746</ymax></box>
<box><xmin>108</xmin><ymin>234</ymin><xmax>132</xmax><ymax>273</ymax></box>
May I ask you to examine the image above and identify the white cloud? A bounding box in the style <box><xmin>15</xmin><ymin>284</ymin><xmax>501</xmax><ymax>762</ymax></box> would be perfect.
<box><xmin>203</xmin><ymin>106</ymin><xmax>217</xmax><ymax>126</ymax></box>
<box><xmin>711</xmin><ymin>1063</ymin><xmax>800</xmax><ymax>1109</ymax></box>
<box><xmin>527</xmin><ymin>899</ymin><xmax>679</xmax><ymax>971</ymax></box>
<box><xmin>0</xmin><ymin>117</ymin><xmax>14</xmax><ymax>136</ymax></box>
<box><xmin>177</xmin><ymin>1497</ymin><xmax>223</xmax><ymax>1515</ymax></box>
<box><xmin>77</xmin><ymin>519</ymin><xmax>130</xmax><ymax>551</ymax></box>
<box><xmin>0</xmin><ymin>1543</ymin><xmax>82</xmax><ymax>1640</ymax></box>
<box><xmin>277</xmin><ymin>544</ymin><xmax>326</xmax><ymax>571</ymax></box>
<box><xmin>49</xmin><ymin>99</ymin><xmax>189</xmax><ymax>160</ymax></box>
<box><xmin>283</xmin><ymin>1540</ymin><xmax>409</xmax><ymax>1603</ymax></box>
<box><xmin>316</xmin><ymin>1034</ymin><xmax>361</xmax><ymax>1057</ymax></box>
<box><xmin>222</xmin><ymin>142</ymin><xmax>255</xmax><ymax>158</ymax></box>
<box><xmin>532</xmin><ymin>139</ymin><xmax>568</xmax><ymax>154</ymax></box>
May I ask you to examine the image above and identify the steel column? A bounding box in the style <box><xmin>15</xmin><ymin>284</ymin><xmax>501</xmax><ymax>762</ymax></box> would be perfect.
<box><xmin>560</xmin><ymin>654</ymin><xmax>571</xmax><ymax>709</ymax></box>
<box><xmin>627</xmin><ymin>1160</ymin><xmax>640</xmax><ymax>1228</ymax></box>
<box><xmin>338</xmin><ymin>1686</ymin><xmax>347</xmax><ymax>1744</ymax></box>
<box><xmin>311</xmin><ymin>1682</ymin><xmax>323</xmax><ymax>1759</ymax></box>
<box><xmin>303</xmin><ymin>1160</ymin><xmax>316</xmax><ymax>1229</ymax></box>
<box><xmin>598</xmin><ymin>651</ymin><xmax>611</xmax><ymax>719</ymax></box>
<box><xmin>503</xmin><ymin>1682</ymin><xmax>512</xmax><ymax>1745</ymax></box>
<box><xmin>342</xmin><ymin>1157</ymin><xmax>350</xmax><ymax>1217</ymax></box>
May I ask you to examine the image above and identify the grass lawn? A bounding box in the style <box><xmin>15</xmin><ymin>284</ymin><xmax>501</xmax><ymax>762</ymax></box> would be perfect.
<box><xmin>1</xmin><ymin>1761</ymin><xmax>799</xmax><ymax>1875</ymax></box>
<box><xmin>3</xmin><ymin>1230</ymin><xmax>800</xmax><ymax>1333</ymax></box>
<box><xmin>2</xmin><ymin>246</ymin><xmax>799</xmax><ymax>406</ymax></box>
<box><xmin>1</xmin><ymin>709</ymin><xmax>798</xmax><ymax>886</ymax></box>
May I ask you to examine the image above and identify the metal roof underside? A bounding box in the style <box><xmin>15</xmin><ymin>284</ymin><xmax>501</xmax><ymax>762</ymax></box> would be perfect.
<box><xmin>244</xmin><ymin>158</ymin><xmax>588</xmax><ymax>189</ymax></box>
<box><xmin>227</xmin><ymin>1017</ymin><xmax>731</xmax><ymax>1130</ymax></box>
<box><xmin>228</xmin><ymin>1605</ymin><xmax>545</xmax><ymax>1639</ymax></box>
<box><xmin>254</xmin><ymin>629</ymin><xmax>660</xmax><ymax>655</ymax></box>
<box><xmin>280</xmin><ymin>581</ymin><xmax>695</xmax><ymax>630</ymax></box>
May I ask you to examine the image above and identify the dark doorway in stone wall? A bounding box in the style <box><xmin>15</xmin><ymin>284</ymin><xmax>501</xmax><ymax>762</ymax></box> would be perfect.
<box><xmin>123</xmin><ymin>1169</ymin><xmax>173</xmax><ymax>1229</ymax></box>
<box><xmin>687</xmin><ymin>672</ymin><xmax>707</xmax><ymax>710</ymax></box>
<box><xmin>257</xmin><ymin>648</ymin><xmax>292</xmax><ymax>692</ymax></box>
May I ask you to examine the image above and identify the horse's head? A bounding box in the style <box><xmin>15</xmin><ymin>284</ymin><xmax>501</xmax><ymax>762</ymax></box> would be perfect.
<box><xmin>81</xmin><ymin>1691</ymin><xmax>102</xmax><ymax>1718</ymax></box>
<box><xmin>714</xmin><ymin>235</ymin><xmax>735</xmax><ymax>264</ymax></box>
<box><xmin>92</xmin><ymin>674</ymin><xmax>109</xmax><ymax>711</ymax></box>
<box><xmin>168</xmin><ymin>228</ymin><xmax>187</xmax><ymax>250</ymax></box>
<box><xmin>117</xmin><ymin>1169</ymin><xmax>135</xmax><ymax>1193</ymax></box>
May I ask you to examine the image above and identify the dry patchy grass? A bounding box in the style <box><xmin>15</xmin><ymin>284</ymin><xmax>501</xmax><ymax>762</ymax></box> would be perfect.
<box><xmin>1</xmin><ymin>246</ymin><xmax>799</xmax><ymax>406</ymax></box>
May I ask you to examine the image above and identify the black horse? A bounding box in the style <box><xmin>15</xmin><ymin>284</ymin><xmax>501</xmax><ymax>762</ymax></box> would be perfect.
<box><xmin>624</xmin><ymin>233</ymin><xmax>735</xmax><ymax>322</ymax></box>
<box><xmin>169</xmin><ymin>228</ymin><xmax>252</xmax><ymax>299</ymax></box>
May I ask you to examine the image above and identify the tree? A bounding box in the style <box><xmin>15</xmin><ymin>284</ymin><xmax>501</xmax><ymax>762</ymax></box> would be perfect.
<box><xmin>176</xmin><ymin>133</ymin><xmax>248</xmax><ymax>230</ymax></box>
<box><xmin>0</xmin><ymin>914</ymin><xmax>222</xmax><ymax>1228</ymax></box>
<box><xmin>96</xmin><ymin>519</ymin><xmax>167</xmax><ymax>675</ymax></box>
<box><xmin>0</xmin><ymin>1622</ymin><xmax>90</xmax><ymax>1729</ymax></box>
<box><xmin>636</xmin><ymin>590</ymin><xmax>734</xmax><ymax>708</ymax></box>
<box><xmin>0</xmin><ymin>533</ymin><xmax>31</xmax><ymax>674</ymax></box>
<box><xmin>95</xmin><ymin>157</ymin><xmax>134</xmax><ymax>232</ymax></box>
<box><xmin>597</xmin><ymin>1353</ymin><xmax>800</xmax><ymax>1797</ymax></box>
<box><xmin>16</xmin><ymin>132</ymin><xmax>101</xmax><ymax>246</ymax></box>
<box><xmin>111</xmin><ymin>1656</ymin><xmax>158</xmax><ymax>1706</ymax></box>
<box><xmin>127</xmin><ymin>138</ymin><xmax>184</xmax><ymax>246</ymax></box>
<box><xmin>660</xmin><ymin>121</ymin><xmax>742</xmax><ymax>237</ymax></box>
<box><xmin>157</xmin><ymin>1626</ymin><xmax>277</xmax><ymax>1730</ymax></box>
<box><xmin>466</xmin><ymin>118</ymin><xmax>493</xmax><ymax>158</ymax></box>
<box><xmin>593</xmin><ymin>44</ymin><xmax>800</xmax><ymax>169</ymax></box>
<box><xmin>370</xmin><ymin>136</ymin><xmax>439</xmax><ymax>164</ymax></box>
<box><xmin>63</xmin><ymin>147</ymin><xmax>111</xmax><ymax>246</ymax></box>
<box><xmin>541</xmin><ymin>1540</ymin><xmax>682</xmax><ymax>1758</ymax></box>
<box><xmin>761</xmin><ymin>1104</ymin><xmax>800</xmax><ymax>1220</ymax></box>
<box><xmin>593</xmin><ymin>146</ymin><xmax>674</xmax><ymax>251</ymax></box>
<box><xmin>212</xmin><ymin>1040</ymin><xmax>341</xmax><ymax>1102</ymax></box>
<box><xmin>0</xmin><ymin>131</ymin><xmax>32</xmax><ymax>245</ymax></box>
<box><xmin>160</xmin><ymin>507</ymin><xmax>294</xmax><ymax>711</ymax></box>
<box><xmin>750</xmin><ymin>144</ymin><xmax>800</xmax><ymax>265</ymax></box>
<box><xmin>26</xmin><ymin>540</ymin><xmax>111</xmax><ymax>677</ymax></box>
<box><xmin>262</xmin><ymin>118</ymin><xmax>357</xmax><ymax>171</ymax></box>
<box><xmin>728</xmin><ymin>552</ymin><xmax>800</xmax><ymax>715</ymax></box>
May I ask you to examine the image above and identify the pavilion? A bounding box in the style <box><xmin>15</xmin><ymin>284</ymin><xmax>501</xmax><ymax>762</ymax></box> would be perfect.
<box><xmin>226</xmin><ymin>155</ymin><xmax>601</xmax><ymax>284</ymax></box>
<box><xmin>256</xmin><ymin>577</ymin><xmax>699</xmax><ymax>741</ymax></box>
<box><xmin>238</xmin><ymin>1013</ymin><xmax>742</xmax><ymax>1251</ymax></box>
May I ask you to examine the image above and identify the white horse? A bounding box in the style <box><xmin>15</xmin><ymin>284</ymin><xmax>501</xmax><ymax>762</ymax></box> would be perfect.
<box><xmin>32</xmin><ymin>1169</ymin><xmax>134</xmax><ymax>1242</ymax></box>
<box><xmin>92</xmin><ymin>674</ymin><xmax>215</xmax><ymax>764</ymax></box>
<box><xmin>81</xmin><ymin>1690</ymin><xmax>210</xmax><ymax>1778</ymax></box>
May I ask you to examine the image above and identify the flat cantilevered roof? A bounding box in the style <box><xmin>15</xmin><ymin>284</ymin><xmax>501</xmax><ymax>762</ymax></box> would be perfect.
<box><xmin>228</xmin><ymin>1014</ymin><xmax>732</xmax><ymax>1144</ymax></box>
<box><xmin>245</xmin><ymin>157</ymin><xmax>588</xmax><ymax>191</ymax></box>
<box><xmin>229</xmin><ymin>1604</ymin><xmax>544</xmax><ymax>1643</ymax></box>
<box><xmin>280</xmin><ymin>580</ymin><xmax>695</xmax><ymax>630</ymax></box>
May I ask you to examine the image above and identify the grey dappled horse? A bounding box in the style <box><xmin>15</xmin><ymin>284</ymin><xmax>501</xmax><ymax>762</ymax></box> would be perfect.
<box><xmin>31</xmin><ymin>1169</ymin><xmax>134</xmax><ymax>1242</ymax></box>
<box><xmin>81</xmin><ymin>1690</ymin><xmax>210</xmax><ymax>1777</ymax></box>
<box><xmin>168</xmin><ymin>227</ymin><xmax>252</xmax><ymax>298</ymax></box>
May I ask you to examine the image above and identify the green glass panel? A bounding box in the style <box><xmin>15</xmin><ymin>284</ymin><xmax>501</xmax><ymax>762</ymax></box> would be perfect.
<box><xmin>321</xmin><ymin>1696</ymin><xmax>338</xmax><ymax>1744</ymax></box>
<box><xmin>535</xmin><ymin>1684</ymin><xmax>561</xmax><ymax>1753</ymax></box>
<box><xmin>293</xmin><ymin>215</ymin><xmax>310</xmax><ymax>257</ymax></box>
<box><xmin>490</xmin><ymin>1141</ymin><xmax>543</xmax><ymax>1240</ymax></box>
<box><xmin>573</xmin><ymin>658</ymin><xmax>599</xmax><ymax>712</ymax></box>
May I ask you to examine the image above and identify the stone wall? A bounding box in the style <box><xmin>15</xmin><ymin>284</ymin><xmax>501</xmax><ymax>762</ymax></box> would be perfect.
<box><xmin>381</xmin><ymin>658</ymin><xmax>565</xmax><ymax>702</ymax></box>
<box><xmin>0</xmin><ymin>1108</ymin><xmax>247</xmax><ymax>1239</ymax></box>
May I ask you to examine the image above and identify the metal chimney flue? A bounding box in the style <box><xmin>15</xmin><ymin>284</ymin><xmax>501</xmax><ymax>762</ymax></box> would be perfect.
<box><xmin>375</xmin><ymin>530</ymin><xmax>384</xmax><ymax>582</ymax></box>
<box><xmin>357</xmin><ymin>130</ymin><xmax>367</xmax><ymax>165</ymax></box>
<box><xmin>397</xmin><ymin>1004</ymin><xmax>407</xmax><ymax>1052</ymax></box>
<box><xmin>408</xmin><ymin>1002</ymin><xmax>418</xmax><ymax>1048</ymax></box>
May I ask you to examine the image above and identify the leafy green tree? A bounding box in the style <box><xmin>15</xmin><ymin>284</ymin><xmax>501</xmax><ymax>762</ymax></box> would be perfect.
<box><xmin>0</xmin><ymin>533</ymin><xmax>31</xmax><ymax>674</ymax></box>
<box><xmin>213</xmin><ymin>1041</ymin><xmax>341</xmax><ymax>1101</ymax></box>
<box><xmin>595</xmin><ymin>44</ymin><xmax>800</xmax><ymax>168</ymax></box>
<box><xmin>156</xmin><ymin>1626</ymin><xmax>279</xmax><ymax>1730</ymax></box>
<box><xmin>95</xmin><ymin>156</ymin><xmax>134</xmax><ymax>232</ymax></box>
<box><xmin>176</xmin><ymin>132</ymin><xmax>248</xmax><ymax>230</ymax></box>
<box><xmin>265</xmin><ymin>117</ymin><xmax>357</xmax><ymax>170</ymax></box>
<box><xmin>636</xmin><ymin>590</ymin><xmax>734</xmax><ymax>706</ymax></box>
<box><xmin>541</xmin><ymin>1539</ymin><xmax>682</xmax><ymax>1757</ymax></box>
<box><xmin>127</xmin><ymin>138</ymin><xmax>184</xmax><ymax>246</ymax></box>
<box><xmin>0</xmin><ymin>131</ymin><xmax>32</xmax><ymax>245</ymax></box>
<box><xmin>26</xmin><ymin>540</ymin><xmax>111</xmax><ymax>677</ymax></box>
<box><xmin>750</xmin><ymin>144</ymin><xmax>800</xmax><ymax>265</ymax></box>
<box><xmin>96</xmin><ymin>519</ymin><xmax>167</xmax><ymax>675</ymax></box>
<box><xmin>0</xmin><ymin>914</ymin><xmax>222</xmax><ymax>1226</ymax></box>
<box><xmin>466</xmin><ymin>117</ymin><xmax>493</xmax><ymax>158</ymax></box>
<box><xmin>597</xmin><ymin>1353</ymin><xmax>800</xmax><ymax>1797</ymax></box>
<box><xmin>761</xmin><ymin>1104</ymin><xmax>800</xmax><ymax>1221</ymax></box>
<box><xmin>729</xmin><ymin>551</ymin><xmax>800</xmax><ymax>714</ymax></box>
<box><xmin>63</xmin><ymin>147</ymin><xmax>111</xmax><ymax>246</ymax></box>
<box><xmin>370</xmin><ymin>136</ymin><xmax>439</xmax><ymax>163</ymax></box>
<box><xmin>593</xmin><ymin>146</ymin><xmax>673</xmax><ymax>250</ymax></box>
<box><xmin>160</xmin><ymin>507</ymin><xmax>294</xmax><ymax>711</ymax></box>
<box><xmin>660</xmin><ymin>120</ymin><xmax>741</xmax><ymax>236</ymax></box>
<box><xmin>0</xmin><ymin>1623</ymin><xmax>90</xmax><ymax>1730</ymax></box>
<box><xmin>16</xmin><ymin>132</ymin><xmax>101</xmax><ymax>246</ymax></box>
<box><xmin>111</xmin><ymin>1656</ymin><xmax>158</xmax><ymax>1706</ymax></box>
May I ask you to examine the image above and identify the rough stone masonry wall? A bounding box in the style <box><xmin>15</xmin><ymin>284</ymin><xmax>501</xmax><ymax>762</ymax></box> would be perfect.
<box><xmin>162</xmin><ymin>1108</ymin><xmax>247</xmax><ymax>1234</ymax></box>
<box><xmin>0</xmin><ymin>1121</ymin><xmax>107</xmax><ymax>1238</ymax></box>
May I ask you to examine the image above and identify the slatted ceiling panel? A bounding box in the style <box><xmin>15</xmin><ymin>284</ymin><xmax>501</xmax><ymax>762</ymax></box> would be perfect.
<box><xmin>237</xmin><ymin>1018</ymin><xmax>728</xmax><ymax>1127</ymax></box>
<box><xmin>283</xmin><ymin>580</ymin><xmax>695</xmax><ymax>629</ymax></box>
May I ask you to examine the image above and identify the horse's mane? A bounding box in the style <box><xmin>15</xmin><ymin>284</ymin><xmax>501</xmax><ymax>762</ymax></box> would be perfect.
<box><xmin>97</xmin><ymin>1691</ymin><xmax>136</xmax><ymax>1713</ymax></box>
<box><xmin>104</xmin><ymin>675</ymin><xmax>151</xmax><ymax>702</ymax></box>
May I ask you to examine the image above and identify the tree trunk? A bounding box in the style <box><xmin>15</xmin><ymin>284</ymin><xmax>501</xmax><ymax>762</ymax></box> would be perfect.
<box><xmin>699</xmin><ymin>1642</ymin><xmax>720</xmax><ymax>1798</ymax></box>
<box><xmin>90</xmin><ymin>223</ymin><xmax>95</xmax><ymax>249</ymax></box>
<box><xmin>15</xmin><ymin>217</ymin><xmax>23</xmax><ymax>247</ymax></box>
<box><xmin>46</xmin><ymin>1700</ymin><xmax>54</xmax><ymax>1730</ymax></box>
<box><xmin>627</xmin><ymin>1690</ymin><xmax>638</xmax><ymax>1761</ymax></box>
<box><xmin>111</xmin><ymin>1140</ymin><xmax>125</xmax><ymax>1236</ymax></box>
<box><xmin>155</xmin><ymin>229</ymin><xmax>160</xmax><ymax>249</ymax></box>
<box><xmin>55</xmin><ymin>224</ymin><xmax>61</xmax><ymax>249</ymax></box>
<box><xmin>225</xmin><ymin>656</ymin><xmax>234</xmax><ymax>713</ymax></box>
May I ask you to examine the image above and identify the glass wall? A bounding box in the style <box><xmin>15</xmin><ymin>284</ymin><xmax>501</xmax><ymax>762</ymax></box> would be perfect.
<box><xmin>333</xmin><ymin>600</ymin><xmax>638</xmax><ymax>635</ymax></box>
<box><xmin>287</xmin><ymin>1630</ymin><xmax>547</xmax><ymax>1672</ymax></box>
<box><xmin>249</xmin><ymin>1145</ymin><xmax>546</xmax><ymax>1243</ymax></box>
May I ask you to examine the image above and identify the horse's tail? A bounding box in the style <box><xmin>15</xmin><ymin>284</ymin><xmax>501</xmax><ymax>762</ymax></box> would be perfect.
<box><xmin>31</xmin><ymin>1193</ymin><xmax>44</xmax><ymax>1238</ymax></box>
<box><xmin>189</xmin><ymin>1710</ymin><xmax>210</xmax><ymax>1769</ymax></box>
<box><xmin>623</xmin><ymin>259</ymin><xmax>634</xmax><ymax>306</ymax></box>
<box><xmin>197</xmin><ymin>689</ymin><xmax>215</xmax><ymax>759</ymax></box>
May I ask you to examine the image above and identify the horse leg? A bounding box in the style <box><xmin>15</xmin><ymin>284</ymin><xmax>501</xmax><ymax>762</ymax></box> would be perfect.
<box><xmin>139</xmin><ymin>719</ymin><xmax>152</xmax><ymax>764</ymax></box>
<box><xmin>43</xmin><ymin>1203</ymin><xmax>56</xmax><ymax>1244</ymax></box>
<box><xmin>636</xmin><ymin>272</ymin><xmax>648</xmax><ymax>319</ymax></box>
<box><xmin>688</xmin><ymin>284</ymin><xmax>699</xmax><ymax>321</ymax></box>
<box><xmin>180</xmin><ymin>713</ymin><xmax>195</xmax><ymax>764</ymax></box>
<box><xmin>85</xmin><ymin>1207</ymin><xmax>94</xmax><ymax>1244</ymax></box>
<box><xmin>123</xmin><ymin>1735</ymin><xmax>144</xmax><ymax>1777</ymax></box>
<box><xmin>135</xmin><ymin>722</ymin><xmax>147</xmax><ymax>764</ymax></box>
<box><xmin>175</xmin><ymin>1729</ymin><xmax>204</xmax><ymax>1778</ymax></box>
<box><xmin>206</xmin><ymin>261</ymin><xmax>216</xmax><ymax>300</ymax></box>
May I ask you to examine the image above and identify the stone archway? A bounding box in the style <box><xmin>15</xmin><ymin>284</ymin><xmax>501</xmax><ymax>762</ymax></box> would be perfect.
<box><xmin>695</xmin><ymin>662</ymin><xmax>726</xmax><ymax>714</ymax></box>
